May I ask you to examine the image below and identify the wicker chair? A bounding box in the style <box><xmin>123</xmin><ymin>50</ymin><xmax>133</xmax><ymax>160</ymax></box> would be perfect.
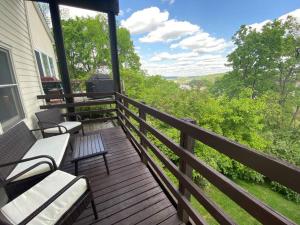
<box><xmin>0</xmin><ymin>122</ymin><xmax>70</xmax><ymax>200</ymax></box>
<box><xmin>0</xmin><ymin>168</ymin><xmax>98</xmax><ymax>225</ymax></box>
<box><xmin>35</xmin><ymin>108</ymin><xmax>85</xmax><ymax>138</ymax></box>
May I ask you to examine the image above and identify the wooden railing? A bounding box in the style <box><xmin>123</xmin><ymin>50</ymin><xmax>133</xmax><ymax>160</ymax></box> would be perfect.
<box><xmin>115</xmin><ymin>92</ymin><xmax>300</xmax><ymax>225</ymax></box>
<box><xmin>37</xmin><ymin>92</ymin><xmax>117</xmax><ymax>124</ymax></box>
<box><xmin>37</xmin><ymin>92</ymin><xmax>300</xmax><ymax>225</ymax></box>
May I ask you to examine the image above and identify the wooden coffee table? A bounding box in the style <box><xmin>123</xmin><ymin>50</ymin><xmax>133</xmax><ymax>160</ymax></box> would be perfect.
<box><xmin>72</xmin><ymin>132</ymin><xmax>109</xmax><ymax>175</ymax></box>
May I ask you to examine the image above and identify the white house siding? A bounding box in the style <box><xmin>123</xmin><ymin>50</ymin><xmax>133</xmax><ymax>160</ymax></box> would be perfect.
<box><xmin>0</xmin><ymin>0</ymin><xmax>44</xmax><ymax>131</ymax></box>
<box><xmin>26</xmin><ymin>1</ymin><xmax>59</xmax><ymax>78</ymax></box>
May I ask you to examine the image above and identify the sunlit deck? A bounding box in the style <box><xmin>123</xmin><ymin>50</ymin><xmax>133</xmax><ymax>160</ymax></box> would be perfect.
<box><xmin>62</xmin><ymin>125</ymin><xmax>183</xmax><ymax>225</ymax></box>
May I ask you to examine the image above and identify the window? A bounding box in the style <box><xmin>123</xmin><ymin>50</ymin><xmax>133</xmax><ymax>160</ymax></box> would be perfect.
<box><xmin>34</xmin><ymin>50</ymin><xmax>56</xmax><ymax>77</ymax></box>
<box><xmin>35</xmin><ymin>50</ymin><xmax>44</xmax><ymax>77</ymax></box>
<box><xmin>0</xmin><ymin>48</ymin><xmax>24</xmax><ymax>132</ymax></box>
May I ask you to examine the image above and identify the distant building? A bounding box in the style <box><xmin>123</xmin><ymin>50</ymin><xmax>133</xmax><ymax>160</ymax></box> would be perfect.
<box><xmin>179</xmin><ymin>84</ymin><xmax>191</xmax><ymax>90</ymax></box>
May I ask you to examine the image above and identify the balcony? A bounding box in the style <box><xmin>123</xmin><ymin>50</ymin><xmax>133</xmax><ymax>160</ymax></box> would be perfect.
<box><xmin>36</xmin><ymin>92</ymin><xmax>300</xmax><ymax>225</ymax></box>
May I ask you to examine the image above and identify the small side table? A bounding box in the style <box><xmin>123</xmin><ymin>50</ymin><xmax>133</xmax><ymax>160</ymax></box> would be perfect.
<box><xmin>71</xmin><ymin>132</ymin><xmax>109</xmax><ymax>176</ymax></box>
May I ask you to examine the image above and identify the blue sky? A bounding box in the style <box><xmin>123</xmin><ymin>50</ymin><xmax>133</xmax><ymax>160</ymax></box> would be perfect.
<box><xmin>63</xmin><ymin>1</ymin><xmax>300</xmax><ymax>77</ymax></box>
<box><xmin>119</xmin><ymin>0</ymin><xmax>299</xmax><ymax>39</ymax></box>
<box><xmin>117</xmin><ymin>0</ymin><xmax>300</xmax><ymax>77</ymax></box>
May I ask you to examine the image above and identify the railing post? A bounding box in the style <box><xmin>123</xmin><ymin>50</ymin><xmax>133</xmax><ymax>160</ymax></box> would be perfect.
<box><xmin>178</xmin><ymin>118</ymin><xmax>196</xmax><ymax>223</ymax></box>
<box><xmin>124</xmin><ymin>95</ymin><xmax>130</xmax><ymax>128</ymax></box>
<box><xmin>139</xmin><ymin>102</ymin><xmax>147</xmax><ymax>164</ymax></box>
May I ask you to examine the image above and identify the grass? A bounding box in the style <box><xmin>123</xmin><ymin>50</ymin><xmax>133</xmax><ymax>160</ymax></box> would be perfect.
<box><xmin>191</xmin><ymin>180</ymin><xmax>300</xmax><ymax>224</ymax></box>
<box><xmin>148</xmin><ymin>150</ymin><xmax>300</xmax><ymax>224</ymax></box>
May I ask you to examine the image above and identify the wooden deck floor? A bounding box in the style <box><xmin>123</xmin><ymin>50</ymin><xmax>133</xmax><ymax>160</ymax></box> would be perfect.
<box><xmin>62</xmin><ymin>126</ymin><xmax>183</xmax><ymax>225</ymax></box>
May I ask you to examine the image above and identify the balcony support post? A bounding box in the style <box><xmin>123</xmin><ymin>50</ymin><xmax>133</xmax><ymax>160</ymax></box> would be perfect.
<box><xmin>48</xmin><ymin>1</ymin><xmax>74</xmax><ymax>116</ymax></box>
<box><xmin>108</xmin><ymin>11</ymin><xmax>121</xmax><ymax>93</ymax></box>
<box><xmin>178</xmin><ymin>118</ymin><xmax>196</xmax><ymax>223</ymax></box>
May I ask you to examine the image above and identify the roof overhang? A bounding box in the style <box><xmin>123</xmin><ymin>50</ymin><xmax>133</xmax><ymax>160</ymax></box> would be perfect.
<box><xmin>25</xmin><ymin>0</ymin><xmax>119</xmax><ymax>15</ymax></box>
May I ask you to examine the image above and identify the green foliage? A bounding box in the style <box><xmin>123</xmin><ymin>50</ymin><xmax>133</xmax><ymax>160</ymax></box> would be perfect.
<box><xmin>214</xmin><ymin>16</ymin><xmax>300</xmax><ymax>101</ymax></box>
<box><xmin>122</xmin><ymin>69</ymin><xmax>269</xmax><ymax>183</ymax></box>
<box><xmin>61</xmin><ymin>16</ymin><xmax>140</xmax><ymax>79</ymax></box>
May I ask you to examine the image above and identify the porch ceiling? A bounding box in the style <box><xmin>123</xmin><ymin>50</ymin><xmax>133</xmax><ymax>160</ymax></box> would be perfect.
<box><xmin>25</xmin><ymin>0</ymin><xmax>119</xmax><ymax>15</ymax></box>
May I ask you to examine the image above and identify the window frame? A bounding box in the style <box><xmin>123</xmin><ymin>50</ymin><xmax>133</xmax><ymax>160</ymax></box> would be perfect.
<box><xmin>34</xmin><ymin>50</ymin><xmax>56</xmax><ymax>78</ymax></box>
<box><xmin>0</xmin><ymin>46</ymin><xmax>25</xmax><ymax>133</ymax></box>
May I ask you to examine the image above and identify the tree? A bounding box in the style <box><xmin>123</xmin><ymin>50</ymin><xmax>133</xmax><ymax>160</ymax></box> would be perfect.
<box><xmin>62</xmin><ymin>15</ymin><xmax>110</xmax><ymax>79</ymax></box>
<box><xmin>61</xmin><ymin>16</ymin><xmax>140</xmax><ymax>79</ymax></box>
<box><xmin>117</xmin><ymin>28</ymin><xmax>141</xmax><ymax>70</ymax></box>
<box><xmin>215</xmin><ymin>16</ymin><xmax>300</xmax><ymax>102</ymax></box>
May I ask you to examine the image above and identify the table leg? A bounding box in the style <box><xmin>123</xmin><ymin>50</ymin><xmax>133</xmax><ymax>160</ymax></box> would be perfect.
<box><xmin>103</xmin><ymin>154</ymin><xmax>110</xmax><ymax>175</ymax></box>
<box><xmin>75</xmin><ymin>161</ymin><xmax>78</xmax><ymax>175</ymax></box>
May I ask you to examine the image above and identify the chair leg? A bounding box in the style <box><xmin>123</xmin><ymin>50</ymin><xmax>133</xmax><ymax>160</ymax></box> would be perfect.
<box><xmin>103</xmin><ymin>154</ymin><xmax>110</xmax><ymax>175</ymax></box>
<box><xmin>81</xmin><ymin>125</ymin><xmax>85</xmax><ymax>136</ymax></box>
<box><xmin>91</xmin><ymin>199</ymin><xmax>98</xmax><ymax>220</ymax></box>
<box><xmin>75</xmin><ymin>161</ymin><xmax>78</xmax><ymax>176</ymax></box>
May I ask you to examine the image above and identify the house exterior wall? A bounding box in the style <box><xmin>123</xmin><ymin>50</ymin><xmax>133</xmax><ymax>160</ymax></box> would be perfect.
<box><xmin>0</xmin><ymin>0</ymin><xmax>44</xmax><ymax>132</ymax></box>
<box><xmin>26</xmin><ymin>1</ymin><xmax>59</xmax><ymax>79</ymax></box>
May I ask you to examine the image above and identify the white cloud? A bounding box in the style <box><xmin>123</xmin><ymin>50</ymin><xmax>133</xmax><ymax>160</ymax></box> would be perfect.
<box><xmin>120</xmin><ymin>7</ymin><xmax>169</xmax><ymax>34</ymax></box>
<box><xmin>161</xmin><ymin>0</ymin><xmax>175</xmax><ymax>5</ymax></box>
<box><xmin>119</xmin><ymin>10</ymin><xmax>124</xmax><ymax>16</ymax></box>
<box><xmin>138</xmin><ymin>8</ymin><xmax>300</xmax><ymax>77</ymax></box>
<box><xmin>248</xmin><ymin>20</ymin><xmax>272</xmax><ymax>31</ymax></box>
<box><xmin>139</xmin><ymin>20</ymin><xmax>199</xmax><ymax>43</ymax></box>
<box><xmin>60</xmin><ymin>6</ymin><xmax>100</xmax><ymax>19</ymax></box>
<box><xmin>142</xmin><ymin>55</ymin><xmax>230</xmax><ymax>77</ymax></box>
<box><xmin>248</xmin><ymin>8</ymin><xmax>300</xmax><ymax>31</ymax></box>
<box><xmin>150</xmin><ymin>52</ymin><xmax>198</xmax><ymax>62</ymax></box>
<box><xmin>144</xmin><ymin>51</ymin><xmax>230</xmax><ymax>77</ymax></box>
<box><xmin>170</xmin><ymin>31</ymin><xmax>231</xmax><ymax>53</ymax></box>
<box><xmin>279</xmin><ymin>9</ymin><xmax>300</xmax><ymax>22</ymax></box>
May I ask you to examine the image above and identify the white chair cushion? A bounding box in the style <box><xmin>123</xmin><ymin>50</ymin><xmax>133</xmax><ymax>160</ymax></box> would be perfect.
<box><xmin>44</xmin><ymin>121</ymin><xmax>82</xmax><ymax>134</ymax></box>
<box><xmin>7</xmin><ymin>134</ymin><xmax>70</xmax><ymax>181</ymax></box>
<box><xmin>1</xmin><ymin>170</ymin><xmax>87</xmax><ymax>225</ymax></box>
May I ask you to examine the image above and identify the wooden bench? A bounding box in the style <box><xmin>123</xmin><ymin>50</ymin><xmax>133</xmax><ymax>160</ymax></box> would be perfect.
<box><xmin>0</xmin><ymin>122</ymin><xmax>70</xmax><ymax>199</ymax></box>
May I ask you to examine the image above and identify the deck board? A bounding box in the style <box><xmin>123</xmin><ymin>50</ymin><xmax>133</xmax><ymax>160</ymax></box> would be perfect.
<box><xmin>62</xmin><ymin>126</ymin><xmax>183</xmax><ymax>225</ymax></box>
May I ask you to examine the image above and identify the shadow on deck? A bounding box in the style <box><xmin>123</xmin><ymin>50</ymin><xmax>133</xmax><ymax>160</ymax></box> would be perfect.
<box><xmin>62</xmin><ymin>125</ymin><xmax>183</xmax><ymax>225</ymax></box>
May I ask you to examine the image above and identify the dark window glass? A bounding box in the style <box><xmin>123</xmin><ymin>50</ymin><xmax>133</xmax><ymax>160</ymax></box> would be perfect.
<box><xmin>34</xmin><ymin>50</ymin><xmax>44</xmax><ymax>77</ymax></box>
<box><xmin>0</xmin><ymin>50</ymin><xmax>14</xmax><ymax>84</ymax></box>
<box><xmin>0</xmin><ymin>48</ymin><xmax>24</xmax><ymax>132</ymax></box>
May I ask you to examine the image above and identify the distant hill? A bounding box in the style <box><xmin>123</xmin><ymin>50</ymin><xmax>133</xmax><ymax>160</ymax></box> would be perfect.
<box><xmin>166</xmin><ymin>73</ymin><xmax>225</xmax><ymax>85</ymax></box>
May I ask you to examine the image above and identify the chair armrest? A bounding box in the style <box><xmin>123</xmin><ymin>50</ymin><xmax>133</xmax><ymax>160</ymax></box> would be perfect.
<box><xmin>0</xmin><ymin>155</ymin><xmax>57</xmax><ymax>188</ymax></box>
<box><xmin>0</xmin><ymin>155</ymin><xmax>57</xmax><ymax>170</ymax></box>
<box><xmin>2</xmin><ymin>161</ymin><xmax>56</xmax><ymax>186</ymax></box>
<box><xmin>38</xmin><ymin>121</ymin><xmax>68</xmax><ymax>134</ymax></box>
<box><xmin>19</xmin><ymin>176</ymin><xmax>90</xmax><ymax>225</ymax></box>
<box><xmin>30</xmin><ymin>128</ymin><xmax>45</xmax><ymax>134</ymax></box>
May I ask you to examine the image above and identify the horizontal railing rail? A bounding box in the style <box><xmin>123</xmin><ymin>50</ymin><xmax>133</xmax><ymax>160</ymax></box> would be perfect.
<box><xmin>40</xmin><ymin>99</ymin><xmax>115</xmax><ymax>109</ymax></box>
<box><xmin>37</xmin><ymin>91</ymin><xmax>114</xmax><ymax>99</ymax></box>
<box><xmin>37</xmin><ymin>92</ymin><xmax>117</xmax><ymax>123</ymax></box>
<box><xmin>115</xmin><ymin>92</ymin><xmax>300</xmax><ymax>225</ymax></box>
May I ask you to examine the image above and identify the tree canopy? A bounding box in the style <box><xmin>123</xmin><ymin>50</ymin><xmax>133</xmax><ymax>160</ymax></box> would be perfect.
<box><xmin>61</xmin><ymin>15</ymin><xmax>140</xmax><ymax>79</ymax></box>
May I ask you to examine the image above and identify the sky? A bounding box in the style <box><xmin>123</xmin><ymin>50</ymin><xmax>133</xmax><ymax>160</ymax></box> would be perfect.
<box><xmin>61</xmin><ymin>0</ymin><xmax>300</xmax><ymax>77</ymax></box>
